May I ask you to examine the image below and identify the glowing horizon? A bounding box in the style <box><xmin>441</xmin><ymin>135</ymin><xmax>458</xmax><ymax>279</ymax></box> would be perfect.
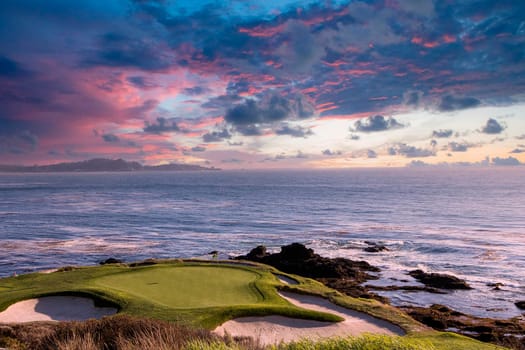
<box><xmin>1</xmin><ymin>0</ymin><xmax>524</xmax><ymax>169</ymax></box>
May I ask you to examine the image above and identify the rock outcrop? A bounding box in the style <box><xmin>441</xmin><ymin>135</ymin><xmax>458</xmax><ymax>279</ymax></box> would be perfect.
<box><xmin>403</xmin><ymin>304</ymin><xmax>525</xmax><ymax>349</ymax></box>
<box><xmin>235</xmin><ymin>243</ymin><xmax>386</xmax><ymax>302</ymax></box>
<box><xmin>408</xmin><ymin>269</ymin><xmax>471</xmax><ymax>289</ymax></box>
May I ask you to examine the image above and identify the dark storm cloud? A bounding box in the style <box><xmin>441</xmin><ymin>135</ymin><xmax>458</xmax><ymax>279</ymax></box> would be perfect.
<box><xmin>226</xmin><ymin>80</ymin><xmax>252</xmax><ymax>95</ymax></box>
<box><xmin>432</xmin><ymin>129</ymin><xmax>454</xmax><ymax>138</ymax></box>
<box><xmin>201</xmin><ymin>95</ymin><xmax>243</xmax><ymax>110</ymax></box>
<box><xmin>351</xmin><ymin>115</ymin><xmax>404</xmax><ymax>133</ymax></box>
<box><xmin>448</xmin><ymin>142</ymin><xmax>469</xmax><ymax>152</ymax></box>
<box><xmin>322</xmin><ymin>149</ymin><xmax>342</xmax><ymax>156</ymax></box>
<box><xmin>404</xmin><ymin>91</ymin><xmax>424</xmax><ymax>108</ymax></box>
<box><xmin>0</xmin><ymin>129</ymin><xmax>39</xmax><ymax>155</ymax></box>
<box><xmin>275</xmin><ymin>124</ymin><xmax>313</xmax><ymax>138</ymax></box>
<box><xmin>126</xmin><ymin>76</ymin><xmax>158</xmax><ymax>89</ymax></box>
<box><xmin>202</xmin><ymin>128</ymin><xmax>232</xmax><ymax>142</ymax></box>
<box><xmin>481</xmin><ymin>118</ymin><xmax>505</xmax><ymax>134</ymax></box>
<box><xmin>225</xmin><ymin>92</ymin><xmax>315</xmax><ymax>127</ymax></box>
<box><xmin>191</xmin><ymin>146</ymin><xmax>206</xmax><ymax>152</ymax></box>
<box><xmin>389</xmin><ymin>144</ymin><xmax>435</xmax><ymax>158</ymax></box>
<box><xmin>438</xmin><ymin>95</ymin><xmax>481</xmax><ymax>112</ymax></box>
<box><xmin>221</xmin><ymin>158</ymin><xmax>244</xmax><ymax>164</ymax></box>
<box><xmin>184</xmin><ymin>86</ymin><xmax>210</xmax><ymax>96</ymax></box>
<box><xmin>0</xmin><ymin>116</ymin><xmax>40</xmax><ymax>155</ymax></box>
<box><xmin>236</xmin><ymin>124</ymin><xmax>264</xmax><ymax>136</ymax></box>
<box><xmin>2</xmin><ymin>0</ymin><xmax>525</xmax><ymax>165</ymax></box>
<box><xmin>0</xmin><ymin>56</ymin><xmax>31</xmax><ymax>77</ymax></box>
<box><xmin>296</xmin><ymin>151</ymin><xmax>308</xmax><ymax>159</ymax></box>
<box><xmin>492</xmin><ymin>156</ymin><xmax>522</xmax><ymax>166</ymax></box>
<box><xmin>82</xmin><ymin>32</ymin><xmax>171</xmax><ymax>71</ymax></box>
<box><xmin>102</xmin><ymin>133</ymin><xmax>119</xmax><ymax>143</ymax></box>
<box><xmin>143</xmin><ymin>117</ymin><xmax>180</xmax><ymax>134</ymax></box>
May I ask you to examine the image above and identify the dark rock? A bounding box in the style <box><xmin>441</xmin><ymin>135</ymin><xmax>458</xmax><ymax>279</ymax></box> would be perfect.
<box><xmin>236</xmin><ymin>243</ymin><xmax>385</xmax><ymax>301</ymax></box>
<box><xmin>280</xmin><ymin>243</ymin><xmax>315</xmax><ymax>260</ymax></box>
<box><xmin>367</xmin><ymin>284</ymin><xmax>447</xmax><ymax>294</ymax></box>
<box><xmin>476</xmin><ymin>332</ymin><xmax>496</xmax><ymax>342</ymax></box>
<box><xmin>99</xmin><ymin>258</ymin><xmax>123</xmax><ymax>265</ymax></box>
<box><xmin>408</xmin><ymin>269</ymin><xmax>471</xmax><ymax>289</ymax></box>
<box><xmin>364</xmin><ymin>245</ymin><xmax>389</xmax><ymax>253</ymax></box>
<box><xmin>363</xmin><ymin>242</ymin><xmax>389</xmax><ymax>253</ymax></box>
<box><xmin>240</xmin><ymin>245</ymin><xmax>269</xmax><ymax>260</ymax></box>
<box><xmin>487</xmin><ymin>282</ymin><xmax>503</xmax><ymax>291</ymax></box>
<box><xmin>129</xmin><ymin>259</ymin><xmax>158</xmax><ymax>267</ymax></box>
<box><xmin>402</xmin><ymin>304</ymin><xmax>525</xmax><ymax>349</ymax></box>
<box><xmin>421</xmin><ymin>316</ymin><xmax>447</xmax><ymax>330</ymax></box>
<box><xmin>515</xmin><ymin>301</ymin><xmax>525</xmax><ymax>310</ymax></box>
<box><xmin>464</xmin><ymin>325</ymin><xmax>494</xmax><ymax>333</ymax></box>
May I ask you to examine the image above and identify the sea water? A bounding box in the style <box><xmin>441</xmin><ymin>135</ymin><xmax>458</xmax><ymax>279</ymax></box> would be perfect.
<box><xmin>0</xmin><ymin>168</ymin><xmax>523</xmax><ymax>318</ymax></box>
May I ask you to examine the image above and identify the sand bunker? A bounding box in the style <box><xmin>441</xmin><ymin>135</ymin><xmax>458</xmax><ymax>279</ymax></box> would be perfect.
<box><xmin>214</xmin><ymin>291</ymin><xmax>404</xmax><ymax>345</ymax></box>
<box><xmin>0</xmin><ymin>296</ymin><xmax>117</xmax><ymax>323</ymax></box>
<box><xmin>275</xmin><ymin>274</ymin><xmax>299</xmax><ymax>285</ymax></box>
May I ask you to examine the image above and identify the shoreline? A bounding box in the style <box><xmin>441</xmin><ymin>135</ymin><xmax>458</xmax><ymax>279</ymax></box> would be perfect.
<box><xmin>1</xmin><ymin>247</ymin><xmax>524</xmax><ymax>349</ymax></box>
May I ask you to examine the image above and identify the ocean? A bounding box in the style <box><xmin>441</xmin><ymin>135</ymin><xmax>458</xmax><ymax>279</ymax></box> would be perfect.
<box><xmin>0</xmin><ymin>168</ymin><xmax>524</xmax><ymax>319</ymax></box>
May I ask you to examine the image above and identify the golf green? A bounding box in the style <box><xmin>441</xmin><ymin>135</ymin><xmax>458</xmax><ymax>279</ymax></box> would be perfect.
<box><xmin>94</xmin><ymin>265</ymin><xmax>262</xmax><ymax>308</ymax></box>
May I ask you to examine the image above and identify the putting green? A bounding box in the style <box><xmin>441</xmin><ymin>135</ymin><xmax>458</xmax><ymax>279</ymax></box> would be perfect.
<box><xmin>94</xmin><ymin>265</ymin><xmax>262</xmax><ymax>308</ymax></box>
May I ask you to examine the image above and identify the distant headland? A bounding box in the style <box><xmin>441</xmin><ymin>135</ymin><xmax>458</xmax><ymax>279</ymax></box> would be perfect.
<box><xmin>0</xmin><ymin>158</ymin><xmax>220</xmax><ymax>172</ymax></box>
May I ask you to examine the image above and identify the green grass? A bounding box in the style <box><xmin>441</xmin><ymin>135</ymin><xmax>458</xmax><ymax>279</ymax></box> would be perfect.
<box><xmin>0</xmin><ymin>261</ymin><xmax>341</xmax><ymax>328</ymax></box>
<box><xmin>0</xmin><ymin>260</ymin><xmax>510</xmax><ymax>350</ymax></box>
<box><xmin>95</xmin><ymin>266</ymin><xmax>262</xmax><ymax>308</ymax></box>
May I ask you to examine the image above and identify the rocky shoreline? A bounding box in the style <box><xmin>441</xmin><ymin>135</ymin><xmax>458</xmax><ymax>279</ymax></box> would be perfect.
<box><xmin>235</xmin><ymin>243</ymin><xmax>525</xmax><ymax>350</ymax></box>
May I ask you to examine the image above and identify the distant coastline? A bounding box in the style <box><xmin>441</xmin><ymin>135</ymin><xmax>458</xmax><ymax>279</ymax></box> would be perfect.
<box><xmin>0</xmin><ymin>158</ymin><xmax>220</xmax><ymax>173</ymax></box>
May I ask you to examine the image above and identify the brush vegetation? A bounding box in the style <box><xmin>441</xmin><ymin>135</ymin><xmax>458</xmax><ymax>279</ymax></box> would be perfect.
<box><xmin>0</xmin><ymin>260</ymin><xmax>510</xmax><ymax>349</ymax></box>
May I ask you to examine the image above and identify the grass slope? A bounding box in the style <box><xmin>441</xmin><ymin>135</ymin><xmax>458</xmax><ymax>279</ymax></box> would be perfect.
<box><xmin>0</xmin><ymin>260</ymin><xmax>509</xmax><ymax>350</ymax></box>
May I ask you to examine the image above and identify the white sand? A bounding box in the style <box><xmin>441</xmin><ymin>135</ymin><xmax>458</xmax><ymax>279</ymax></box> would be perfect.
<box><xmin>275</xmin><ymin>274</ymin><xmax>299</xmax><ymax>285</ymax></box>
<box><xmin>214</xmin><ymin>291</ymin><xmax>404</xmax><ymax>345</ymax></box>
<box><xmin>0</xmin><ymin>296</ymin><xmax>117</xmax><ymax>323</ymax></box>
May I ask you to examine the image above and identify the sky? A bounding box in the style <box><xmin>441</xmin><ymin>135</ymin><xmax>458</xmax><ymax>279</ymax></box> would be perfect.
<box><xmin>1</xmin><ymin>0</ymin><xmax>525</xmax><ymax>169</ymax></box>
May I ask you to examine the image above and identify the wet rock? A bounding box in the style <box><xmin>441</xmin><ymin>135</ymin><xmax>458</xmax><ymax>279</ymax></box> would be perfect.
<box><xmin>241</xmin><ymin>245</ymin><xmax>268</xmax><ymax>260</ymax></box>
<box><xmin>402</xmin><ymin>304</ymin><xmax>525</xmax><ymax>349</ymax></box>
<box><xmin>487</xmin><ymin>282</ymin><xmax>504</xmax><ymax>291</ymax></box>
<box><xmin>408</xmin><ymin>269</ymin><xmax>471</xmax><ymax>289</ymax></box>
<box><xmin>236</xmin><ymin>243</ymin><xmax>385</xmax><ymax>302</ymax></box>
<box><xmin>363</xmin><ymin>242</ymin><xmax>389</xmax><ymax>253</ymax></box>
<box><xmin>515</xmin><ymin>301</ymin><xmax>525</xmax><ymax>310</ymax></box>
<box><xmin>99</xmin><ymin>258</ymin><xmax>123</xmax><ymax>265</ymax></box>
<box><xmin>367</xmin><ymin>284</ymin><xmax>447</xmax><ymax>294</ymax></box>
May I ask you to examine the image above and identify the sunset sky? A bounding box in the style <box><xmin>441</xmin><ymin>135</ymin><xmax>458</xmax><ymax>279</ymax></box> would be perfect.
<box><xmin>1</xmin><ymin>0</ymin><xmax>524</xmax><ymax>168</ymax></box>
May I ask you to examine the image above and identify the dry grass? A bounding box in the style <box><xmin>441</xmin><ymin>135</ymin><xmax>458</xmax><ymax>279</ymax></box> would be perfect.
<box><xmin>0</xmin><ymin>315</ymin><xmax>214</xmax><ymax>350</ymax></box>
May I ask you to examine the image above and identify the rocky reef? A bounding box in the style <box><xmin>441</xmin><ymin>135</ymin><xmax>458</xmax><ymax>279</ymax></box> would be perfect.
<box><xmin>235</xmin><ymin>243</ymin><xmax>386</xmax><ymax>302</ymax></box>
<box><xmin>236</xmin><ymin>243</ymin><xmax>525</xmax><ymax>350</ymax></box>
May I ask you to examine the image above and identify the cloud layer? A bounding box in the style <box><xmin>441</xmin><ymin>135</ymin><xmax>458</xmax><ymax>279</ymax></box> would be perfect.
<box><xmin>1</xmin><ymin>0</ymin><xmax>524</xmax><ymax>167</ymax></box>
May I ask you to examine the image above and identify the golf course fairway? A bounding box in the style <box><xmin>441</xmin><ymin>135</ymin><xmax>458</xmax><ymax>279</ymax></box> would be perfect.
<box><xmin>94</xmin><ymin>265</ymin><xmax>261</xmax><ymax>308</ymax></box>
<box><xmin>0</xmin><ymin>261</ymin><xmax>345</xmax><ymax>327</ymax></box>
<box><xmin>0</xmin><ymin>261</ymin><xmax>510</xmax><ymax>349</ymax></box>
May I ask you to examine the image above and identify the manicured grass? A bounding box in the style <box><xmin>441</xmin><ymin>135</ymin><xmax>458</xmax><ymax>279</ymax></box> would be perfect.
<box><xmin>0</xmin><ymin>261</ymin><xmax>342</xmax><ymax>327</ymax></box>
<box><xmin>0</xmin><ymin>261</ymin><xmax>510</xmax><ymax>350</ymax></box>
<box><xmin>95</xmin><ymin>266</ymin><xmax>262</xmax><ymax>308</ymax></box>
